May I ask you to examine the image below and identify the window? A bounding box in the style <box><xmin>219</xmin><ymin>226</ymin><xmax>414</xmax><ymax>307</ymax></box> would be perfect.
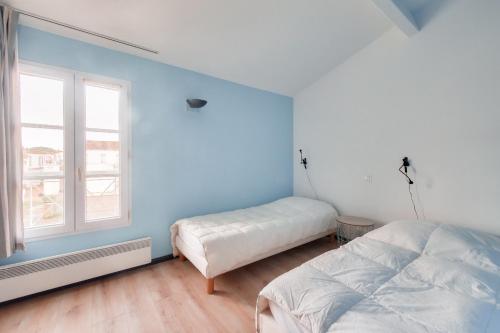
<box><xmin>20</xmin><ymin>63</ymin><xmax>130</xmax><ymax>239</ymax></box>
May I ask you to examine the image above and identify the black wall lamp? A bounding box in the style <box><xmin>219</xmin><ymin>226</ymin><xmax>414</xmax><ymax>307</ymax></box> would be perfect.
<box><xmin>399</xmin><ymin>156</ymin><xmax>420</xmax><ymax>220</ymax></box>
<box><xmin>399</xmin><ymin>157</ymin><xmax>414</xmax><ymax>184</ymax></box>
<box><xmin>299</xmin><ymin>149</ymin><xmax>308</xmax><ymax>169</ymax></box>
<box><xmin>186</xmin><ymin>99</ymin><xmax>207</xmax><ymax>111</ymax></box>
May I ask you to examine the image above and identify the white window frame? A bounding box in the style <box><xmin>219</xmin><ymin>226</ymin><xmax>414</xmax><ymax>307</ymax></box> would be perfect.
<box><xmin>20</xmin><ymin>61</ymin><xmax>132</xmax><ymax>241</ymax></box>
<box><xmin>75</xmin><ymin>73</ymin><xmax>131</xmax><ymax>232</ymax></box>
<box><xmin>20</xmin><ymin>63</ymin><xmax>75</xmax><ymax>239</ymax></box>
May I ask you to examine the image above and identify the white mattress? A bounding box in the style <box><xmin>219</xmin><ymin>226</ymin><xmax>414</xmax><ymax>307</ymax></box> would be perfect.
<box><xmin>171</xmin><ymin>196</ymin><xmax>337</xmax><ymax>278</ymax></box>
<box><xmin>178</xmin><ymin>225</ymin><xmax>205</xmax><ymax>257</ymax></box>
<box><xmin>257</xmin><ymin>220</ymin><xmax>500</xmax><ymax>333</ymax></box>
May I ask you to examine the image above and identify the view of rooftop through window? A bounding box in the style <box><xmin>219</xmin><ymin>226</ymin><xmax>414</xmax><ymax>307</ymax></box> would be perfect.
<box><xmin>84</xmin><ymin>83</ymin><xmax>121</xmax><ymax>221</ymax></box>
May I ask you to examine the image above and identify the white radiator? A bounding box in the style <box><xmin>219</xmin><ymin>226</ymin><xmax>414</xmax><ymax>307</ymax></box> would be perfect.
<box><xmin>0</xmin><ymin>237</ymin><xmax>152</xmax><ymax>302</ymax></box>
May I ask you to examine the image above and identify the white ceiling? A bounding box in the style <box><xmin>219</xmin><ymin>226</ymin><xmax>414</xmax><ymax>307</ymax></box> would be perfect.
<box><xmin>5</xmin><ymin>0</ymin><xmax>394</xmax><ymax>96</ymax></box>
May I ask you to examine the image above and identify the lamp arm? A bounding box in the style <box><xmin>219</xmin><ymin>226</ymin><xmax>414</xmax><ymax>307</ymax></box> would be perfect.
<box><xmin>399</xmin><ymin>164</ymin><xmax>414</xmax><ymax>184</ymax></box>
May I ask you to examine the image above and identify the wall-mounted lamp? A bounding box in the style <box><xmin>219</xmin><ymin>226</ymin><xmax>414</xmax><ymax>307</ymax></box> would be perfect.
<box><xmin>398</xmin><ymin>156</ymin><xmax>420</xmax><ymax>220</ymax></box>
<box><xmin>299</xmin><ymin>149</ymin><xmax>308</xmax><ymax>169</ymax></box>
<box><xmin>399</xmin><ymin>157</ymin><xmax>414</xmax><ymax>184</ymax></box>
<box><xmin>186</xmin><ymin>99</ymin><xmax>207</xmax><ymax>111</ymax></box>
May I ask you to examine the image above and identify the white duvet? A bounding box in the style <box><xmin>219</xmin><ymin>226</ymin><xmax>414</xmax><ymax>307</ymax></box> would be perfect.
<box><xmin>257</xmin><ymin>220</ymin><xmax>500</xmax><ymax>333</ymax></box>
<box><xmin>171</xmin><ymin>196</ymin><xmax>337</xmax><ymax>278</ymax></box>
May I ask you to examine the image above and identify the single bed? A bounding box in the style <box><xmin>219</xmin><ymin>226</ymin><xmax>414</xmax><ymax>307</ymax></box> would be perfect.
<box><xmin>170</xmin><ymin>196</ymin><xmax>337</xmax><ymax>294</ymax></box>
<box><xmin>256</xmin><ymin>220</ymin><xmax>500</xmax><ymax>333</ymax></box>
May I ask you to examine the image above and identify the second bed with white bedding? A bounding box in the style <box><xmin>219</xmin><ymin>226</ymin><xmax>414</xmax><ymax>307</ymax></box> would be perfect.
<box><xmin>257</xmin><ymin>220</ymin><xmax>500</xmax><ymax>333</ymax></box>
<box><xmin>171</xmin><ymin>196</ymin><xmax>337</xmax><ymax>280</ymax></box>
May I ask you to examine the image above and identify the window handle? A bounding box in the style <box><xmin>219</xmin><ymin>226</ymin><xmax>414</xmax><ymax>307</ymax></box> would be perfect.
<box><xmin>78</xmin><ymin>168</ymin><xmax>82</xmax><ymax>182</ymax></box>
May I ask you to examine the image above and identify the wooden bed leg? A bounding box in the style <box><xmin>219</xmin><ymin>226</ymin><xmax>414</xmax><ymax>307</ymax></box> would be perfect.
<box><xmin>179</xmin><ymin>253</ymin><xmax>186</xmax><ymax>261</ymax></box>
<box><xmin>207</xmin><ymin>278</ymin><xmax>215</xmax><ymax>294</ymax></box>
<box><xmin>330</xmin><ymin>233</ymin><xmax>336</xmax><ymax>243</ymax></box>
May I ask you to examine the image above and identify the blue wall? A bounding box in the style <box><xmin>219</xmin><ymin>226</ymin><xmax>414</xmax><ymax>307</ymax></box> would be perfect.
<box><xmin>0</xmin><ymin>26</ymin><xmax>293</xmax><ymax>265</ymax></box>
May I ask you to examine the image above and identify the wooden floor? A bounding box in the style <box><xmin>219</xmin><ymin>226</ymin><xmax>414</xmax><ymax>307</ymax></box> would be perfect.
<box><xmin>0</xmin><ymin>237</ymin><xmax>338</xmax><ymax>333</ymax></box>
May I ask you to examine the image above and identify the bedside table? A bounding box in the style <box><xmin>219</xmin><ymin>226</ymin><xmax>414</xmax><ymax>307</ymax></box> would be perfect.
<box><xmin>336</xmin><ymin>216</ymin><xmax>375</xmax><ymax>244</ymax></box>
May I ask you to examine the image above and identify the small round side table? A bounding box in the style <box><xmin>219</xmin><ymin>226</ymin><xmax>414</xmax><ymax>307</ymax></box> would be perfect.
<box><xmin>336</xmin><ymin>216</ymin><xmax>375</xmax><ymax>244</ymax></box>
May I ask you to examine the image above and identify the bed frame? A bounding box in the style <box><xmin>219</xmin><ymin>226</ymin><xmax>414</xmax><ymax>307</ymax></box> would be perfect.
<box><xmin>177</xmin><ymin>232</ymin><xmax>336</xmax><ymax>294</ymax></box>
<box><xmin>178</xmin><ymin>252</ymin><xmax>215</xmax><ymax>293</ymax></box>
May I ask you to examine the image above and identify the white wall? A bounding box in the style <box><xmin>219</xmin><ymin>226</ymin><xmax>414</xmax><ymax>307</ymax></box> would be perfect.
<box><xmin>294</xmin><ymin>0</ymin><xmax>500</xmax><ymax>234</ymax></box>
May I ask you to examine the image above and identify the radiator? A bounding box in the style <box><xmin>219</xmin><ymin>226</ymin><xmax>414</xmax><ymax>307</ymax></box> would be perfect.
<box><xmin>0</xmin><ymin>237</ymin><xmax>151</xmax><ymax>302</ymax></box>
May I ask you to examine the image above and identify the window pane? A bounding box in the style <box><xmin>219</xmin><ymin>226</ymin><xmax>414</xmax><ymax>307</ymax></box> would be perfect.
<box><xmin>86</xmin><ymin>131</ymin><xmax>119</xmax><ymax>174</ymax></box>
<box><xmin>86</xmin><ymin>177</ymin><xmax>120</xmax><ymax>221</ymax></box>
<box><xmin>23</xmin><ymin>179</ymin><xmax>64</xmax><ymax>228</ymax></box>
<box><xmin>20</xmin><ymin>74</ymin><xmax>64</xmax><ymax>126</ymax></box>
<box><xmin>22</xmin><ymin>127</ymin><xmax>64</xmax><ymax>175</ymax></box>
<box><xmin>85</xmin><ymin>84</ymin><xmax>120</xmax><ymax>130</ymax></box>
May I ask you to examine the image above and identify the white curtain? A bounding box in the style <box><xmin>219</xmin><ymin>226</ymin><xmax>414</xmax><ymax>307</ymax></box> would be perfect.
<box><xmin>0</xmin><ymin>5</ymin><xmax>23</xmax><ymax>258</ymax></box>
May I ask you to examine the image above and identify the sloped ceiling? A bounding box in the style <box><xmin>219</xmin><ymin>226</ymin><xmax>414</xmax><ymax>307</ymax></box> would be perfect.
<box><xmin>5</xmin><ymin>0</ymin><xmax>398</xmax><ymax>96</ymax></box>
